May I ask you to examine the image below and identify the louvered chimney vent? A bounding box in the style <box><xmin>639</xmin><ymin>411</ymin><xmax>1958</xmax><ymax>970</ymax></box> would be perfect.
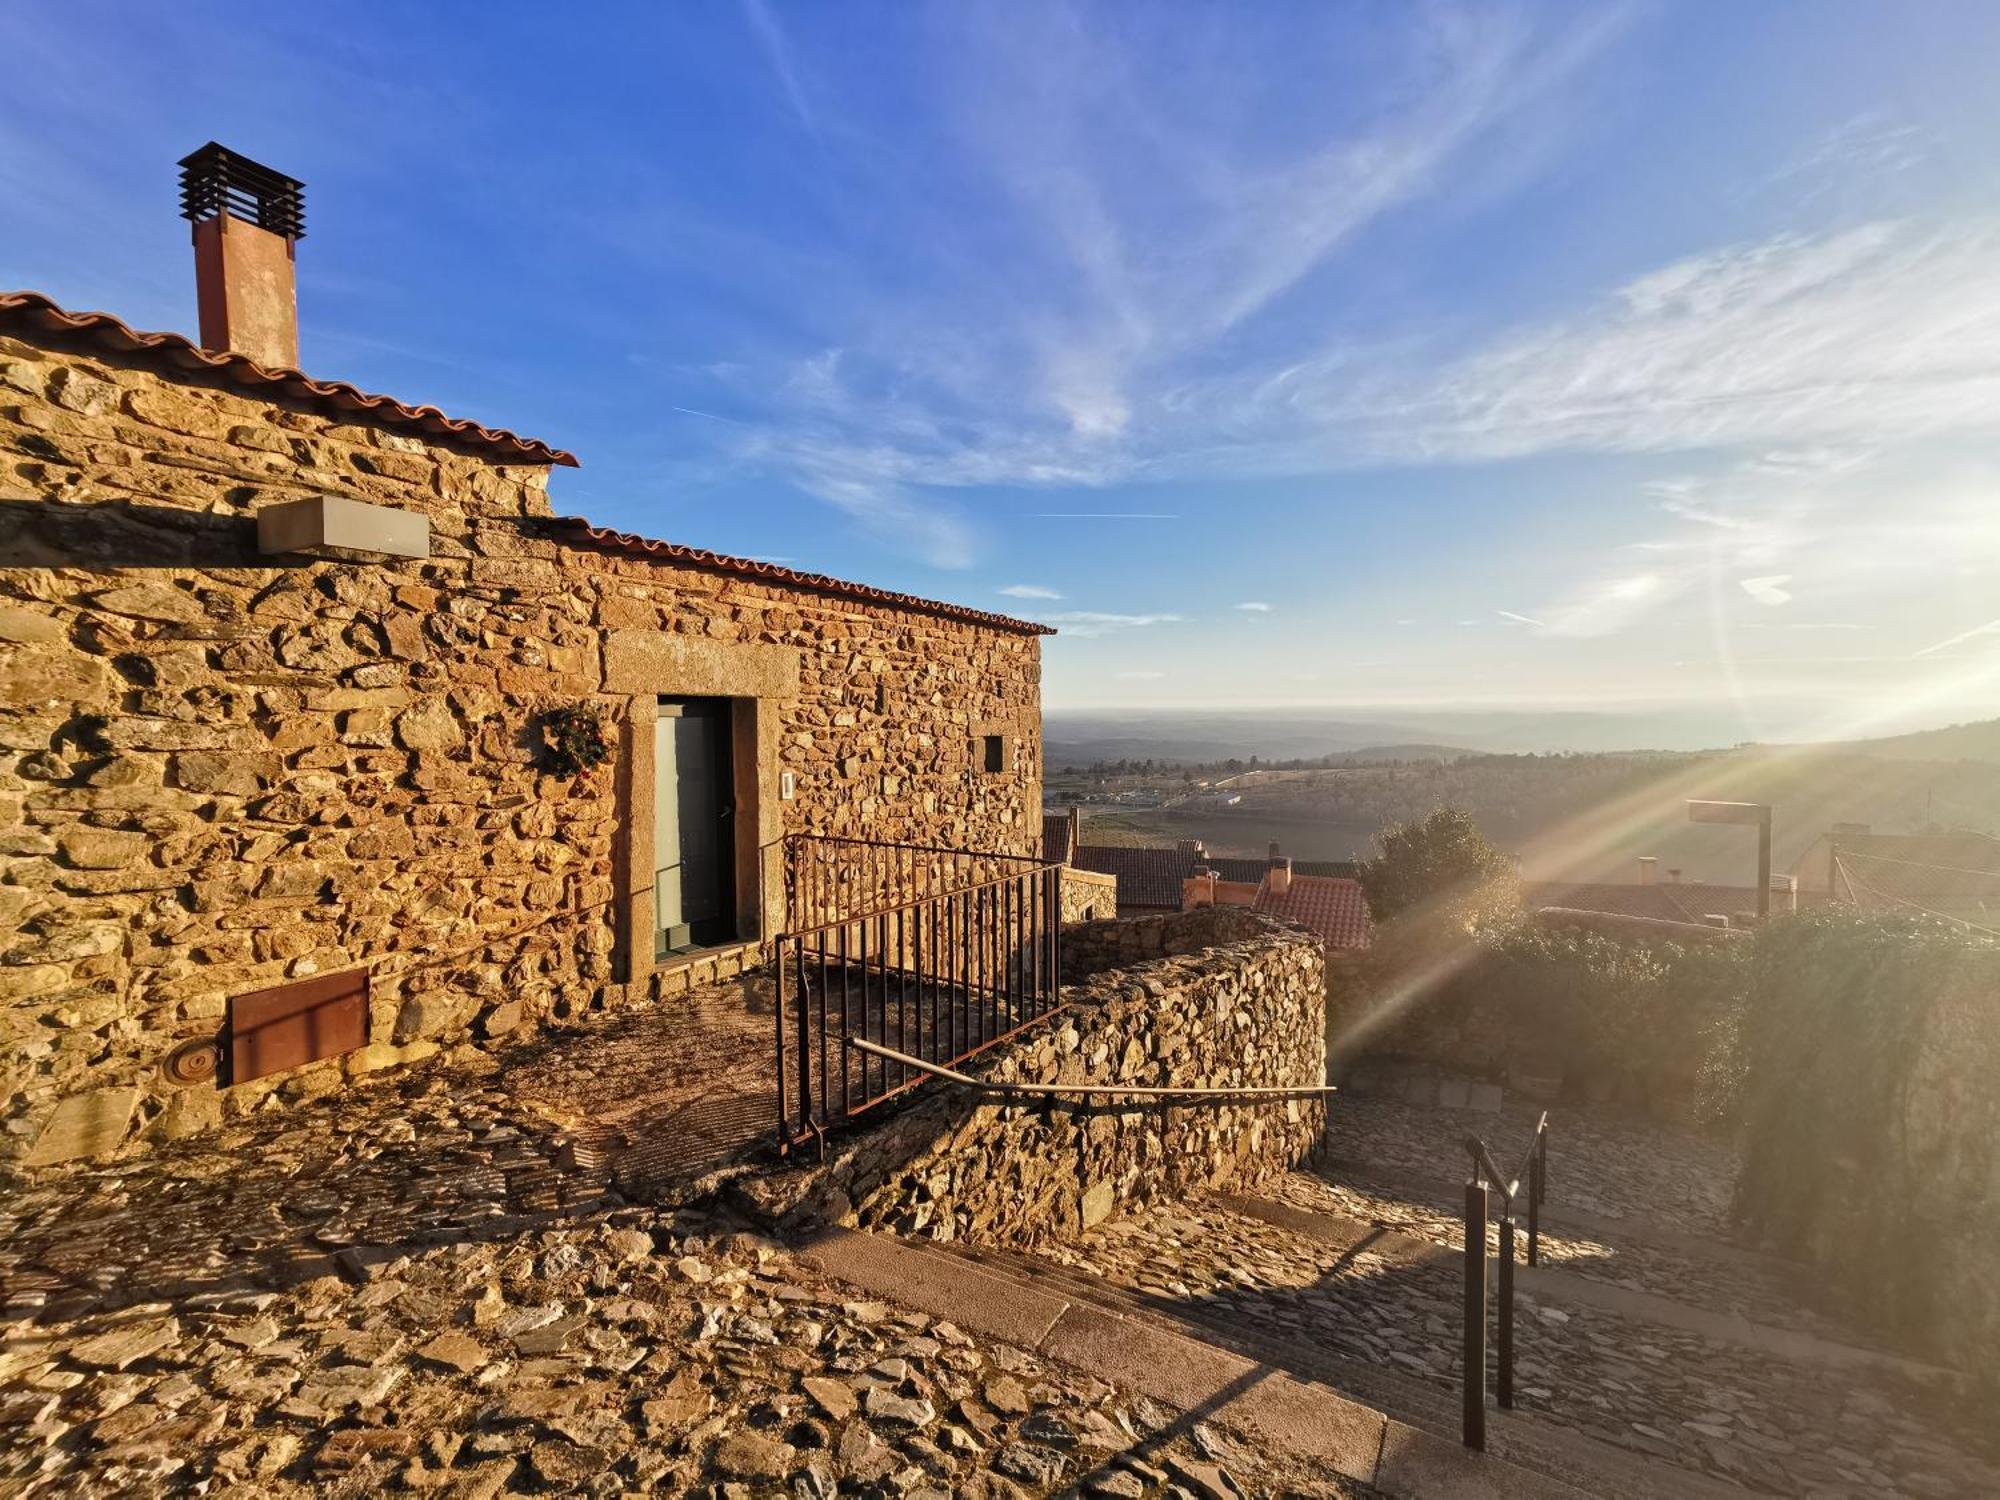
<box><xmin>177</xmin><ymin>142</ymin><xmax>304</xmax><ymax>369</ymax></box>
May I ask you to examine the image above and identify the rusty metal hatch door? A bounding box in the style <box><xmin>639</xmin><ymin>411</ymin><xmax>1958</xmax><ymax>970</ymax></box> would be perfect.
<box><xmin>228</xmin><ymin>968</ymin><xmax>369</xmax><ymax>1084</ymax></box>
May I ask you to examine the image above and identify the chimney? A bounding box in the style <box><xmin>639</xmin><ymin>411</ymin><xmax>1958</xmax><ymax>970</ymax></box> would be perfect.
<box><xmin>1268</xmin><ymin>840</ymin><xmax>1283</xmax><ymax>862</ymax></box>
<box><xmin>1637</xmin><ymin>856</ymin><xmax>1658</xmax><ymax>886</ymax></box>
<box><xmin>179</xmin><ymin>142</ymin><xmax>305</xmax><ymax>370</ymax></box>
<box><xmin>1666</xmin><ymin>868</ymin><xmax>1682</xmax><ymax>884</ymax></box>
<box><xmin>1183</xmin><ymin>870</ymin><xmax>1218</xmax><ymax>911</ymax></box>
<box><xmin>1266</xmin><ymin>857</ymin><xmax>1293</xmax><ymax>897</ymax></box>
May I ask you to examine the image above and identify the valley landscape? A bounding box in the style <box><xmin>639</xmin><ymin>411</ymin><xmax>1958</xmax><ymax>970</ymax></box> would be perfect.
<box><xmin>1048</xmin><ymin>710</ymin><xmax>2000</xmax><ymax>884</ymax></box>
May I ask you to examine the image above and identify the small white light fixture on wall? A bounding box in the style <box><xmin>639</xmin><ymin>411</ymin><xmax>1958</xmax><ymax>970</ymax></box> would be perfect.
<box><xmin>780</xmin><ymin>770</ymin><xmax>796</xmax><ymax>801</ymax></box>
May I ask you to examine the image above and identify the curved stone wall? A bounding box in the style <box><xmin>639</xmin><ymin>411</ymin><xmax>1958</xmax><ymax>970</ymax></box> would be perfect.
<box><xmin>772</xmin><ymin>907</ymin><xmax>1328</xmax><ymax>1246</ymax></box>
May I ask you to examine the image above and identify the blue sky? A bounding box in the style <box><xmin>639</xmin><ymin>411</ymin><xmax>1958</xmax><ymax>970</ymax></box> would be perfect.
<box><xmin>7</xmin><ymin>2</ymin><xmax>2000</xmax><ymax>741</ymax></box>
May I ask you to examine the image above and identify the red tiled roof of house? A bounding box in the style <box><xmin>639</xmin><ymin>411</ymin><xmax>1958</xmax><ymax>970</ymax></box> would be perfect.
<box><xmin>1203</xmin><ymin>855</ymin><xmax>1359</xmax><ymax>883</ymax></box>
<box><xmin>1831</xmin><ymin>849</ymin><xmax>2000</xmax><ymax>921</ymax></box>
<box><xmin>550</xmin><ymin>518</ymin><xmax>1055</xmax><ymax>637</ymax></box>
<box><xmin>1254</xmin><ymin>874</ymin><xmax>1371</xmax><ymax>949</ymax></box>
<box><xmin>1072</xmin><ymin>845</ymin><xmax>1192</xmax><ymax>908</ymax></box>
<box><xmin>0</xmin><ymin>290</ymin><xmax>578</xmax><ymax>467</ymax></box>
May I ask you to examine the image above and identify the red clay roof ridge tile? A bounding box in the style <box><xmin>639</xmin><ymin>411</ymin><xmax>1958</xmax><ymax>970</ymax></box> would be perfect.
<box><xmin>0</xmin><ymin>290</ymin><xmax>578</xmax><ymax>468</ymax></box>
<box><xmin>548</xmin><ymin>517</ymin><xmax>1056</xmax><ymax>636</ymax></box>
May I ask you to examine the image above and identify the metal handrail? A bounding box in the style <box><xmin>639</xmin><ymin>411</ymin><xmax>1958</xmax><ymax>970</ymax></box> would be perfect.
<box><xmin>788</xmin><ymin>832</ymin><xmax>1048</xmax><ymax>864</ymax></box>
<box><xmin>847</xmin><ymin>1035</ymin><xmax>1339</xmax><ymax>1104</ymax></box>
<box><xmin>782</xmin><ymin>858</ymin><xmax>1065</xmax><ymax>944</ymax></box>
<box><xmin>1459</xmin><ymin>1111</ymin><xmax>1550</xmax><ymax>1451</ymax></box>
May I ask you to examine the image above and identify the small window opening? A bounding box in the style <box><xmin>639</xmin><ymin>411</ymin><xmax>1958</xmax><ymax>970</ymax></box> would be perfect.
<box><xmin>982</xmin><ymin>734</ymin><xmax>1005</xmax><ymax>774</ymax></box>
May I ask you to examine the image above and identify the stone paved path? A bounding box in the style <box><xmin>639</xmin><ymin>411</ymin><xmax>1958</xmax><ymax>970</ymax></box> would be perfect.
<box><xmin>0</xmin><ymin>982</ymin><xmax>1373</xmax><ymax>1496</ymax></box>
<box><xmin>0</xmin><ymin>1205</ymin><xmax>1374</xmax><ymax>1496</ymax></box>
<box><xmin>0</xmin><ymin>975</ymin><xmax>781</xmax><ymax>1319</ymax></box>
<box><xmin>1015</xmin><ymin>1092</ymin><xmax>2000</xmax><ymax>1499</ymax></box>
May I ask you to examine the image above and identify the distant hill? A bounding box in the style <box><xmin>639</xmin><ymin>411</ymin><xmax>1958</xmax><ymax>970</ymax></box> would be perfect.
<box><xmin>1826</xmin><ymin>718</ymin><xmax>2000</xmax><ymax>765</ymax></box>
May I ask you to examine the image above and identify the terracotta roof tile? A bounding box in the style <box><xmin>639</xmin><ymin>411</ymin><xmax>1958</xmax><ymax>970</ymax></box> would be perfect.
<box><xmin>549</xmin><ymin>517</ymin><xmax>1055</xmax><ymax>636</ymax></box>
<box><xmin>1072</xmin><ymin>845</ymin><xmax>1191</xmax><ymax>908</ymax></box>
<box><xmin>0</xmin><ymin>290</ymin><xmax>578</xmax><ymax>467</ymax></box>
<box><xmin>1254</xmin><ymin>874</ymin><xmax>1371</xmax><ymax>949</ymax></box>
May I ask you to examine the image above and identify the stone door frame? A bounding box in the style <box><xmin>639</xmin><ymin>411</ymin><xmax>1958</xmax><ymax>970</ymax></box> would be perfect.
<box><xmin>606</xmin><ymin>631</ymin><xmax>798</xmax><ymax>987</ymax></box>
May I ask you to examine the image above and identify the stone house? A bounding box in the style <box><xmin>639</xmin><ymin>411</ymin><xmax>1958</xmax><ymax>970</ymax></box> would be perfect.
<box><xmin>0</xmin><ymin>146</ymin><xmax>1050</xmax><ymax>1166</ymax></box>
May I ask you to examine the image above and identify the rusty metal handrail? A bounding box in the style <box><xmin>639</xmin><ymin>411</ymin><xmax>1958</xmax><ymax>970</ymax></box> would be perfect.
<box><xmin>1460</xmin><ymin>1112</ymin><xmax>1550</xmax><ymax>1450</ymax></box>
<box><xmin>782</xmin><ymin>859</ymin><xmax>1064</xmax><ymax>944</ymax></box>
<box><xmin>846</xmin><ymin>1035</ymin><xmax>1339</xmax><ymax>1104</ymax></box>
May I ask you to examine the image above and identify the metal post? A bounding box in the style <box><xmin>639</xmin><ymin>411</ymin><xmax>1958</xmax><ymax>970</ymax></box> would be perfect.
<box><xmin>1463</xmin><ymin>1179</ymin><xmax>1487</xmax><ymax>1450</ymax></box>
<box><xmin>1497</xmin><ymin>1215</ymin><xmax>1516</xmax><ymax>1410</ymax></box>
<box><xmin>1527</xmin><ymin>1148</ymin><xmax>1541</xmax><ymax>1268</ymax></box>
<box><xmin>1756</xmin><ymin>806</ymin><xmax>1772</xmax><ymax>921</ymax></box>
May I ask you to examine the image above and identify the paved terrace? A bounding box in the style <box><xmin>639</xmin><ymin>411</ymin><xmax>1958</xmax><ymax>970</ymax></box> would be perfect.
<box><xmin>0</xmin><ymin>975</ymin><xmax>1382</xmax><ymax>1498</ymax></box>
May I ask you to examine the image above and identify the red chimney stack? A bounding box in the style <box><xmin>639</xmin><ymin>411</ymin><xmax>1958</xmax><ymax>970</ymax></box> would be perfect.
<box><xmin>178</xmin><ymin>143</ymin><xmax>304</xmax><ymax>370</ymax></box>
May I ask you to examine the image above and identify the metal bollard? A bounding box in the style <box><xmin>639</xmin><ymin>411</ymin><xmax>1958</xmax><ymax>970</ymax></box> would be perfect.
<box><xmin>1527</xmin><ymin>1148</ymin><xmax>1542</xmax><ymax>1267</ymax></box>
<box><xmin>1497</xmin><ymin>1215</ymin><xmax>1516</xmax><ymax>1409</ymax></box>
<box><xmin>1463</xmin><ymin>1179</ymin><xmax>1488</xmax><ymax>1450</ymax></box>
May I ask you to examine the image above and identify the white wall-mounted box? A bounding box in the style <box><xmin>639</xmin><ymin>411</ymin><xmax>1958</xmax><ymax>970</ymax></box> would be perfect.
<box><xmin>257</xmin><ymin>495</ymin><xmax>430</xmax><ymax>560</ymax></box>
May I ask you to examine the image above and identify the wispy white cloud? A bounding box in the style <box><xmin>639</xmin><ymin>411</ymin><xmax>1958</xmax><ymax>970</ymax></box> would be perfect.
<box><xmin>1496</xmin><ymin>609</ymin><xmax>1545</xmax><ymax>627</ymax></box>
<box><xmin>998</xmin><ymin>583</ymin><xmax>1062</xmax><ymax>599</ymax></box>
<box><xmin>1913</xmin><ymin>619</ymin><xmax>2000</xmax><ymax>659</ymax></box>
<box><xmin>1234</xmin><ymin>601</ymin><xmax>1273</xmax><ymax>613</ymax></box>
<box><xmin>1043</xmin><ymin>611</ymin><xmax>1184</xmax><ymax>637</ymax></box>
<box><xmin>1739</xmin><ymin>575</ymin><xmax>1793</xmax><ymax>606</ymax></box>
<box><xmin>738</xmin><ymin>0</ymin><xmax>818</xmax><ymax>134</ymax></box>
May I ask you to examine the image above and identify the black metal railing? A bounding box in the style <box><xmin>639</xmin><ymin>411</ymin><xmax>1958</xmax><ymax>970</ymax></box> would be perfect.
<box><xmin>781</xmin><ymin>833</ymin><xmax>1048</xmax><ymax>933</ymax></box>
<box><xmin>775</xmin><ymin>840</ymin><xmax>1063</xmax><ymax>1153</ymax></box>
<box><xmin>1461</xmin><ymin>1111</ymin><xmax>1549</xmax><ymax>1450</ymax></box>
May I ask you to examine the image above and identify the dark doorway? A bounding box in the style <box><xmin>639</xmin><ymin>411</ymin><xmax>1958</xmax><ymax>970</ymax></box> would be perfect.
<box><xmin>654</xmin><ymin>697</ymin><xmax>737</xmax><ymax>955</ymax></box>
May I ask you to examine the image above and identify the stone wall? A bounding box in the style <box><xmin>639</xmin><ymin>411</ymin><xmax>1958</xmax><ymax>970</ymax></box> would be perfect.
<box><xmin>762</xmin><ymin>908</ymin><xmax>1327</xmax><ymax>1247</ymax></box>
<box><xmin>0</xmin><ymin>333</ymin><xmax>1043</xmax><ymax>1163</ymax></box>
<box><xmin>1057</xmin><ymin>865</ymin><xmax>1116</xmax><ymax>925</ymax></box>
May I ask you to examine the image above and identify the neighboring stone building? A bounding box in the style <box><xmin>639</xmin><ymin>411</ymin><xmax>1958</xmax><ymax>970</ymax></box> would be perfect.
<box><xmin>0</xmin><ymin>147</ymin><xmax>1050</xmax><ymax>1165</ymax></box>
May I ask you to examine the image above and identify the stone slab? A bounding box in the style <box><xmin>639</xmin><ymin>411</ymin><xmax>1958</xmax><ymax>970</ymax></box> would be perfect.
<box><xmin>23</xmin><ymin>1087</ymin><xmax>138</xmax><ymax>1166</ymax></box>
<box><xmin>807</xmin><ymin>1225</ymin><xmax>1599</xmax><ymax>1498</ymax></box>
<box><xmin>795</xmin><ymin>1226</ymin><xmax>1071</xmax><ymax>1350</ymax></box>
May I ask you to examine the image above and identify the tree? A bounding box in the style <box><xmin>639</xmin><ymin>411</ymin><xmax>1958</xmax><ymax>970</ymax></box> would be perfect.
<box><xmin>1357</xmin><ymin>808</ymin><xmax>1515</xmax><ymax>923</ymax></box>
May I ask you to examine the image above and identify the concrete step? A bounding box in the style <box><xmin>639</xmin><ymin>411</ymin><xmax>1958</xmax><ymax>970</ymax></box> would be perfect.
<box><xmin>796</xmin><ymin>1223</ymin><xmax>1747</xmax><ymax>1500</ymax></box>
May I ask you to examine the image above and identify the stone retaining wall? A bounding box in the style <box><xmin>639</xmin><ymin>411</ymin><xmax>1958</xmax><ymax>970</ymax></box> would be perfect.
<box><xmin>1057</xmin><ymin>865</ymin><xmax>1116</xmax><ymax>925</ymax></box>
<box><xmin>759</xmin><ymin>907</ymin><xmax>1327</xmax><ymax>1246</ymax></box>
<box><xmin>1</xmin><ymin>332</ymin><xmax>1043</xmax><ymax>1164</ymax></box>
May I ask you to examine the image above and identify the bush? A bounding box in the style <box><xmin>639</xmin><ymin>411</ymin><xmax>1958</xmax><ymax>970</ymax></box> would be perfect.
<box><xmin>1730</xmin><ymin>909</ymin><xmax>2000</xmax><ymax>1376</ymax></box>
<box><xmin>1356</xmin><ymin>808</ymin><xmax>1516</xmax><ymax>924</ymax></box>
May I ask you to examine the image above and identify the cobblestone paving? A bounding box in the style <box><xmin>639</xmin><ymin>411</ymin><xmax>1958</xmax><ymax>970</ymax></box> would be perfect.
<box><xmin>1326</xmin><ymin>1094</ymin><xmax>1739</xmax><ymax>1237</ymax></box>
<box><xmin>0</xmin><ymin>992</ymin><xmax>1369</xmax><ymax>1496</ymax></box>
<box><xmin>1270</xmin><ymin>1170</ymin><xmax>1849</xmax><ymax>1342</ymax></box>
<box><xmin>1037</xmin><ymin>1188</ymin><xmax>1999</xmax><ymax>1498</ymax></box>
<box><xmin>0</xmin><ymin>1207</ymin><xmax>1378</xmax><ymax>1496</ymax></box>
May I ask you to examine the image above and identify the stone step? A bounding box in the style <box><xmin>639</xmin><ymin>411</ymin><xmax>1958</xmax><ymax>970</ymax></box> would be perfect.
<box><xmin>798</xmin><ymin>1224</ymin><xmax>1745</xmax><ymax>1500</ymax></box>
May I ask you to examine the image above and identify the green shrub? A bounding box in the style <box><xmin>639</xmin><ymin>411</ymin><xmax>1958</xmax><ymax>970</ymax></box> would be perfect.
<box><xmin>1731</xmin><ymin>908</ymin><xmax>2000</xmax><ymax>1372</ymax></box>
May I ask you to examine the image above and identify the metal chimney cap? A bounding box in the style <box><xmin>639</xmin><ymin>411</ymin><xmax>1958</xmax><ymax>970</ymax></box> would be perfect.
<box><xmin>179</xmin><ymin>141</ymin><xmax>306</xmax><ymax>239</ymax></box>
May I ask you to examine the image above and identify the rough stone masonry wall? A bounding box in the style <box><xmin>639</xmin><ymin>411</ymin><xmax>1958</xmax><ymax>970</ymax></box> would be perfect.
<box><xmin>0</xmin><ymin>334</ymin><xmax>1041</xmax><ymax>1163</ymax></box>
<box><xmin>769</xmin><ymin>908</ymin><xmax>1326</xmax><ymax>1247</ymax></box>
<box><xmin>1057</xmin><ymin>865</ymin><xmax>1116</xmax><ymax>925</ymax></box>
